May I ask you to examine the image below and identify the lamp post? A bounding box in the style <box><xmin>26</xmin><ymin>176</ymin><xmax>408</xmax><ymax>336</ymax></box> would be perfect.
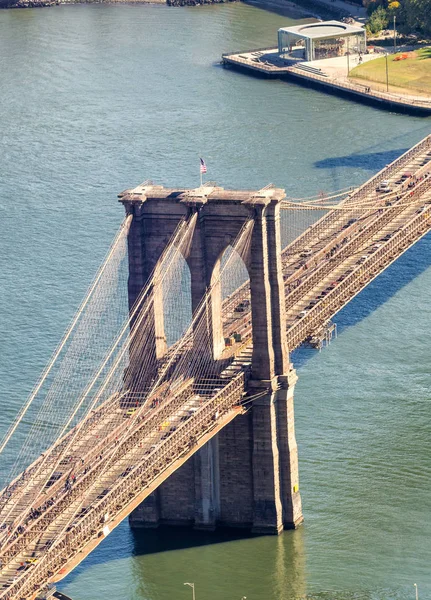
<box><xmin>346</xmin><ymin>51</ymin><xmax>350</xmax><ymax>75</ymax></box>
<box><xmin>184</xmin><ymin>582</ymin><xmax>195</xmax><ymax>600</ymax></box>
<box><xmin>385</xmin><ymin>53</ymin><xmax>389</xmax><ymax>92</ymax></box>
<box><xmin>394</xmin><ymin>15</ymin><xmax>397</xmax><ymax>53</ymax></box>
<box><xmin>414</xmin><ymin>583</ymin><xmax>418</xmax><ymax>600</ymax></box>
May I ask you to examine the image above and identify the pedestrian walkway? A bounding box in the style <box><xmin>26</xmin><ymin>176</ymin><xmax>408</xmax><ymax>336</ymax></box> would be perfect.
<box><xmin>308</xmin><ymin>0</ymin><xmax>366</xmax><ymax>25</ymax></box>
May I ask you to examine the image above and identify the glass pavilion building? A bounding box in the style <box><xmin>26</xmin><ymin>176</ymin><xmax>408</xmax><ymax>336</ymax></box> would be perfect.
<box><xmin>278</xmin><ymin>21</ymin><xmax>367</xmax><ymax>62</ymax></box>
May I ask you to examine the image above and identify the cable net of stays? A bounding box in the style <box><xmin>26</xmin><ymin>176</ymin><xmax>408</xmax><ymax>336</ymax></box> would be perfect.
<box><xmin>279</xmin><ymin>180</ymin><xmax>427</xmax><ymax>252</ymax></box>
<box><xmin>0</xmin><ymin>213</ymin><xmax>254</xmax><ymax>575</ymax></box>
<box><xmin>0</xmin><ymin>217</ymin><xmax>132</xmax><ymax>488</ymax></box>
<box><xmin>0</xmin><ymin>177</ymin><xmax>413</xmax><ymax>492</ymax></box>
<box><xmin>279</xmin><ymin>179</ymin><xmax>414</xmax><ymax>266</ymax></box>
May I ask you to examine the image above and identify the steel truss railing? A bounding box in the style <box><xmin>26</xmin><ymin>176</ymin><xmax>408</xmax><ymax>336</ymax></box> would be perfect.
<box><xmin>284</xmin><ymin>182</ymin><xmax>431</xmax><ymax>312</ymax></box>
<box><xmin>286</xmin><ymin>207</ymin><xmax>431</xmax><ymax>349</ymax></box>
<box><xmin>281</xmin><ymin>135</ymin><xmax>431</xmax><ymax>261</ymax></box>
<box><xmin>2</xmin><ymin>372</ymin><xmax>247</xmax><ymax>600</ymax></box>
<box><xmin>222</xmin><ymin>182</ymin><xmax>431</xmax><ymax>348</ymax></box>
<box><xmin>0</xmin><ymin>390</ymin><xmax>126</xmax><ymax>533</ymax></box>
<box><xmin>223</xmin><ymin>140</ymin><xmax>431</xmax><ymax>345</ymax></box>
<box><xmin>0</xmin><ymin>382</ymin><xmax>184</xmax><ymax>565</ymax></box>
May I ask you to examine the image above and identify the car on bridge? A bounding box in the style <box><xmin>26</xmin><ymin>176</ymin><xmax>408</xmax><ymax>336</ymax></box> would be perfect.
<box><xmin>2</xmin><ymin>577</ymin><xmax>18</xmax><ymax>588</ymax></box>
<box><xmin>124</xmin><ymin>408</ymin><xmax>137</xmax><ymax>418</ymax></box>
<box><xmin>120</xmin><ymin>466</ymin><xmax>133</xmax><ymax>478</ymax></box>
<box><xmin>95</xmin><ymin>488</ymin><xmax>110</xmax><ymax>501</ymax></box>
<box><xmin>395</xmin><ymin>172</ymin><xmax>412</xmax><ymax>184</ymax></box>
<box><xmin>234</xmin><ymin>300</ymin><xmax>250</xmax><ymax>313</ymax></box>
<box><xmin>45</xmin><ymin>472</ymin><xmax>62</xmax><ymax>488</ymax></box>
<box><xmin>300</xmin><ymin>248</ymin><xmax>312</xmax><ymax>258</ymax></box>
<box><xmin>376</xmin><ymin>180</ymin><xmax>392</xmax><ymax>193</ymax></box>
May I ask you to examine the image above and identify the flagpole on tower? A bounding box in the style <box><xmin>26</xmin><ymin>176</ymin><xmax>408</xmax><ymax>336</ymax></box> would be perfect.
<box><xmin>199</xmin><ymin>157</ymin><xmax>207</xmax><ymax>187</ymax></box>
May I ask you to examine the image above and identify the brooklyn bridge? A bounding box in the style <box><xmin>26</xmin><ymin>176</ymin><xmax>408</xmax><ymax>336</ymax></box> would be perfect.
<box><xmin>1</xmin><ymin>134</ymin><xmax>431</xmax><ymax>599</ymax></box>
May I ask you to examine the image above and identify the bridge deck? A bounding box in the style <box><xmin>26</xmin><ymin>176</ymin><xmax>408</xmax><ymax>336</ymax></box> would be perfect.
<box><xmin>1</xmin><ymin>135</ymin><xmax>431</xmax><ymax>599</ymax></box>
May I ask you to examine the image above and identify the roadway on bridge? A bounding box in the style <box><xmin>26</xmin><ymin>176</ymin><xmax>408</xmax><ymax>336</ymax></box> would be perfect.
<box><xmin>223</xmin><ymin>137</ymin><xmax>431</xmax><ymax>350</ymax></box>
<box><xmin>1</xmin><ymin>136</ymin><xmax>431</xmax><ymax>599</ymax></box>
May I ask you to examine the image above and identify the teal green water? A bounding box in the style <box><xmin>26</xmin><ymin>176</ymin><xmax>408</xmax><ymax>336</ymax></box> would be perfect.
<box><xmin>0</xmin><ymin>3</ymin><xmax>430</xmax><ymax>599</ymax></box>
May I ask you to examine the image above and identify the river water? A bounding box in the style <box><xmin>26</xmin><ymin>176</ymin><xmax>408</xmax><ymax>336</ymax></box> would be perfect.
<box><xmin>0</xmin><ymin>3</ymin><xmax>430</xmax><ymax>600</ymax></box>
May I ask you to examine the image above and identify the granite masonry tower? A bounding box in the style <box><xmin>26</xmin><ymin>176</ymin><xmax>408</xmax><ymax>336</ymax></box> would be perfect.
<box><xmin>119</xmin><ymin>183</ymin><xmax>303</xmax><ymax>534</ymax></box>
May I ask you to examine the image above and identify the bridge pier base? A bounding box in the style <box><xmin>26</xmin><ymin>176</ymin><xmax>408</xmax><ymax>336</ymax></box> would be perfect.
<box><xmin>249</xmin><ymin>371</ymin><xmax>303</xmax><ymax>534</ymax></box>
<box><xmin>129</xmin><ymin>370</ymin><xmax>302</xmax><ymax>534</ymax></box>
<box><xmin>250</xmin><ymin>380</ymin><xmax>284</xmax><ymax>535</ymax></box>
<box><xmin>129</xmin><ymin>490</ymin><xmax>160</xmax><ymax>528</ymax></box>
<box><xmin>193</xmin><ymin>437</ymin><xmax>220</xmax><ymax>531</ymax></box>
<box><xmin>277</xmin><ymin>370</ymin><xmax>303</xmax><ymax>530</ymax></box>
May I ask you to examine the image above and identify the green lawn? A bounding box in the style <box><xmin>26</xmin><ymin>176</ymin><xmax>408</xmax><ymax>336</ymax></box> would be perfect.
<box><xmin>349</xmin><ymin>48</ymin><xmax>431</xmax><ymax>94</ymax></box>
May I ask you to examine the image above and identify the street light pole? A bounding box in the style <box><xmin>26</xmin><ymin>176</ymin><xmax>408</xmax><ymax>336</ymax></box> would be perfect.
<box><xmin>385</xmin><ymin>53</ymin><xmax>389</xmax><ymax>92</ymax></box>
<box><xmin>347</xmin><ymin>51</ymin><xmax>350</xmax><ymax>75</ymax></box>
<box><xmin>184</xmin><ymin>582</ymin><xmax>196</xmax><ymax>600</ymax></box>
<box><xmin>414</xmin><ymin>583</ymin><xmax>418</xmax><ymax>600</ymax></box>
<box><xmin>394</xmin><ymin>15</ymin><xmax>397</xmax><ymax>53</ymax></box>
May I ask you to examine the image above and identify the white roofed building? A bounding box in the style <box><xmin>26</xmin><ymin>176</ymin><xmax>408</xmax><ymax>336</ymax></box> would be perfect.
<box><xmin>278</xmin><ymin>21</ymin><xmax>366</xmax><ymax>62</ymax></box>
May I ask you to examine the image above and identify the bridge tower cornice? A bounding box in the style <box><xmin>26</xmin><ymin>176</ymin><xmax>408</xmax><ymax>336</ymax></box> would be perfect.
<box><xmin>243</xmin><ymin>186</ymin><xmax>286</xmax><ymax>207</ymax></box>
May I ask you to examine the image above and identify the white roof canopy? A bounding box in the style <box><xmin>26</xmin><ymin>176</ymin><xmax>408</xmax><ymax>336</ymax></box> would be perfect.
<box><xmin>278</xmin><ymin>20</ymin><xmax>365</xmax><ymax>41</ymax></box>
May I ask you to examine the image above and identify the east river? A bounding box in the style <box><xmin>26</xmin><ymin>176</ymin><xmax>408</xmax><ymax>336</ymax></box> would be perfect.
<box><xmin>0</xmin><ymin>3</ymin><xmax>430</xmax><ymax>599</ymax></box>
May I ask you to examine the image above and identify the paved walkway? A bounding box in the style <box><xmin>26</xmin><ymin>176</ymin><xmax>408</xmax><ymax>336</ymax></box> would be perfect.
<box><xmin>315</xmin><ymin>0</ymin><xmax>367</xmax><ymax>25</ymax></box>
<box><xmin>304</xmin><ymin>53</ymin><xmax>377</xmax><ymax>78</ymax></box>
<box><xmin>248</xmin><ymin>0</ymin><xmax>367</xmax><ymax>25</ymax></box>
<box><xmin>302</xmin><ymin>0</ymin><xmax>367</xmax><ymax>25</ymax></box>
<box><xmin>306</xmin><ymin>53</ymin><xmax>430</xmax><ymax>101</ymax></box>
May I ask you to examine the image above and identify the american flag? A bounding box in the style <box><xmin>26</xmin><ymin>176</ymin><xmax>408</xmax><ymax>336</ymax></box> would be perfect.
<box><xmin>200</xmin><ymin>158</ymin><xmax>207</xmax><ymax>174</ymax></box>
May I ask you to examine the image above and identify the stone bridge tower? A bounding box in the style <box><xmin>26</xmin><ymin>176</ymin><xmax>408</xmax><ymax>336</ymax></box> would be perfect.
<box><xmin>119</xmin><ymin>183</ymin><xmax>303</xmax><ymax>534</ymax></box>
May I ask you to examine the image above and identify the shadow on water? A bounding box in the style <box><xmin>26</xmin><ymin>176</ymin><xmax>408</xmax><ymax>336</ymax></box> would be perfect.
<box><xmin>292</xmin><ymin>231</ymin><xmax>431</xmax><ymax>369</ymax></box>
<box><xmin>60</xmin><ymin>521</ymin><xmax>413</xmax><ymax>600</ymax></box>
<box><xmin>130</xmin><ymin>524</ymin><xmax>255</xmax><ymax>556</ymax></box>
<box><xmin>61</xmin><ymin>522</ymin><xmax>256</xmax><ymax>586</ymax></box>
<box><xmin>314</xmin><ymin>148</ymin><xmax>409</xmax><ymax>171</ymax></box>
<box><xmin>314</xmin><ymin>126</ymin><xmax>431</xmax><ymax>174</ymax></box>
<box><xmin>129</xmin><ymin>526</ymin><xmax>308</xmax><ymax>600</ymax></box>
<box><xmin>62</xmin><ymin>522</ymin><xmax>308</xmax><ymax>599</ymax></box>
<box><xmin>60</xmin><ymin>522</ymin><xmax>133</xmax><ymax>585</ymax></box>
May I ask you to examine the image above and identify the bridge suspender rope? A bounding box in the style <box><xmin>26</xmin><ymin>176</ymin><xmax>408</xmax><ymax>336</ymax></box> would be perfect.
<box><xmin>0</xmin><ymin>215</ymin><xmax>195</xmax><ymax>543</ymax></box>
<box><xmin>0</xmin><ymin>218</ymin><xmax>255</xmax><ymax>600</ymax></box>
<box><xmin>0</xmin><ymin>216</ymin><xmax>133</xmax><ymax>461</ymax></box>
<box><xmin>0</xmin><ymin>215</ymin><xmax>251</xmax><ymax>541</ymax></box>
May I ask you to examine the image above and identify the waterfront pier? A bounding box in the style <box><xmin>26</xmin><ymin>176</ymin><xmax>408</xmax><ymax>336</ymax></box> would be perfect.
<box><xmin>222</xmin><ymin>21</ymin><xmax>431</xmax><ymax>115</ymax></box>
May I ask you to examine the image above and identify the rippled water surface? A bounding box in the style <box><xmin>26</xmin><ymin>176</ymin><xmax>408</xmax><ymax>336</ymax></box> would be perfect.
<box><xmin>0</xmin><ymin>3</ymin><xmax>430</xmax><ymax>599</ymax></box>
